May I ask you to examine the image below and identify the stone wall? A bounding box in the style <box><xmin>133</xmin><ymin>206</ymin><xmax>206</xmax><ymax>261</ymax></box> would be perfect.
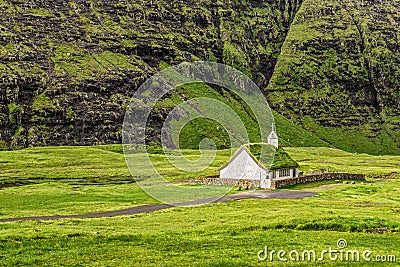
<box><xmin>271</xmin><ymin>173</ymin><xmax>366</xmax><ymax>189</ymax></box>
<box><xmin>192</xmin><ymin>177</ymin><xmax>260</xmax><ymax>189</ymax></box>
<box><xmin>186</xmin><ymin>172</ymin><xmax>365</xmax><ymax>189</ymax></box>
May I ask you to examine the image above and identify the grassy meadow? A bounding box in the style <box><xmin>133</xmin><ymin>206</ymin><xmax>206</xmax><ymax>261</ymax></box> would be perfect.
<box><xmin>0</xmin><ymin>145</ymin><xmax>399</xmax><ymax>266</ymax></box>
<box><xmin>285</xmin><ymin>147</ymin><xmax>400</xmax><ymax>179</ymax></box>
<box><xmin>0</xmin><ymin>181</ymin><xmax>399</xmax><ymax>266</ymax></box>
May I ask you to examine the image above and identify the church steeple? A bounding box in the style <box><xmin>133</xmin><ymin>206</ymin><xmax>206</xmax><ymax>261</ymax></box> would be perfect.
<box><xmin>268</xmin><ymin>124</ymin><xmax>278</xmax><ymax>149</ymax></box>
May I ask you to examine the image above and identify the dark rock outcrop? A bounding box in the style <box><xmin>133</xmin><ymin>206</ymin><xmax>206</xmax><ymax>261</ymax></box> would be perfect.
<box><xmin>0</xmin><ymin>0</ymin><xmax>301</xmax><ymax>148</ymax></box>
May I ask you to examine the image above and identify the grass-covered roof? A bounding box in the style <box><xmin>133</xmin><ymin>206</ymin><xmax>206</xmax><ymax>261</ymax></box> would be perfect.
<box><xmin>243</xmin><ymin>143</ymin><xmax>299</xmax><ymax>170</ymax></box>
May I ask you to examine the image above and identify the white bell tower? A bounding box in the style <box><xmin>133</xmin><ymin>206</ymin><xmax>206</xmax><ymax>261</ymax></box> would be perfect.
<box><xmin>268</xmin><ymin>124</ymin><xmax>278</xmax><ymax>149</ymax></box>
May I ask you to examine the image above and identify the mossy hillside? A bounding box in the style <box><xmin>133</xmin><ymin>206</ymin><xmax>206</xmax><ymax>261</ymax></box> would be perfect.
<box><xmin>272</xmin><ymin>110</ymin><xmax>330</xmax><ymax>147</ymax></box>
<box><xmin>302</xmin><ymin>116</ymin><xmax>400</xmax><ymax>156</ymax></box>
<box><xmin>0</xmin><ymin>0</ymin><xmax>398</xmax><ymax>156</ymax></box>
<box><xmin>155</xmin><ymin>82</ymin><xmax>329</xmax><ymax>150</ymax></box>
<box><xmin>0</xmin><ymin>0</ymin><xmax>301</xmax><ymax>148</ymax></box>
<box><xmin>266</xmin><ymin>0</ymin><xmax>400</xmax><ymax>155</ymax></box>
<box><xmin>150</xmin><ymin>62</ymin><xmax>330</xmax><ymax>149</ymax></box>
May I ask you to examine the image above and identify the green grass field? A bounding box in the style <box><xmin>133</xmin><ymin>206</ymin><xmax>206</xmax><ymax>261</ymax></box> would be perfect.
<box><xmin>284</xmin><ymin>147</ymin><xmax>400</xmax><ymax>179</ymax></box>
<box><xmin>0</xmin><ymin>145</ymin><xmax>398</xmax><ymax>218</ymax></box>
<box><xmin>1</xmin><ymin>145</ymin><xmax>397</xmax><ymax>181</ymax></box>
<box><xmin>0</xmin><ymin>182</ymin><xmax>399</xmax><ymax>266</ymax></box>
<box><xmin>0</xmin><ymin>145</ymin><xmax>399</xmax><ymax>266</ymax></box>
<box><xmin>0</xmin><ymin>145</ymin><xmax>231</xmax><ymax>181</ymax></box>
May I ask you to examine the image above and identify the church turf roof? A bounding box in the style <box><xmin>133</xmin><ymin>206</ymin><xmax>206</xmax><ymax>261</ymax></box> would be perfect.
<box><xmin>243</xmin><ymin>143</ymin><xmax>299</xmax><ymax>170</ymax></box>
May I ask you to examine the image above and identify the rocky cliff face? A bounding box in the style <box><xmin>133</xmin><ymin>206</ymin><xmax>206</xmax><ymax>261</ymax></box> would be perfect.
<box><xmin>0</xmin><ymin>0</ymin><xmax>398</xmax><ymax>155</ymax></box>
<box><xmin>0</xmin><ymin>0</ymin><xmax>301</xmax><ymax>148</ymax></box>
<box><xmin>267</xmin><ymin>0</ymin><xmax>400</xmax><ymax>154</ymax></box>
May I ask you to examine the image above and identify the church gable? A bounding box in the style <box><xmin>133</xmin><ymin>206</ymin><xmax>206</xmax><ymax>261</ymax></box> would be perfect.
<box><xmin>220</xmin><ymin>147</ymin><xmax>267</xmax><ymax>180</ymax></box>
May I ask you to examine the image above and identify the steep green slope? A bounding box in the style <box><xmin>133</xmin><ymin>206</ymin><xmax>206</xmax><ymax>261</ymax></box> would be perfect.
<box><xmin>0</xmin><ymin>0</ymin><xmax>398</xmax><ymax>155</ymax></box>
<box><xmin>154</xmin><ymin>82</ymin><xmax>329</xmax><ymax>149</ymax></box>
<box><xmin>267</xmin><ymin>0</ymin><xmax>400</xmax><ymax>155</ymax></box>
<box><xmin>273</xmin><ymin>110</ymin><xmax>330</xmax><ymax>147</ymax></box>
<box><xmin>0</xmin><ymin>0</ymin><xmax>302</xmax><ymax>149</ymax></box>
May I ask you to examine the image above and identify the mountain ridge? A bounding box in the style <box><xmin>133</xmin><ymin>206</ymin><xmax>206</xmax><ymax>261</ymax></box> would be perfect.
<box><xmin>266</xmin><ymin>0</ymin><xmax>400</xmax><ymax>155</ymax></box>
<box><xmin>0</xmin><ymin>0</ymin><xmax>398</xmax><ymax>155</ymax></box>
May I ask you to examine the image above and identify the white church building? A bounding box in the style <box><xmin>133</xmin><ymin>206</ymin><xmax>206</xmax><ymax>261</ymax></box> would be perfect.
<box><xmin>219</xmin><ymin>129</ymin><xmax>299</xmax><ymax>189</ymax></box>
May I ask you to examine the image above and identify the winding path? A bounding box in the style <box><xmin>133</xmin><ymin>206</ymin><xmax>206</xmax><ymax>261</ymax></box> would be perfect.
<box><xmin>0</xmin><ymin>190</ymin><xmax>316</xmax><ymax>223</ymax></box>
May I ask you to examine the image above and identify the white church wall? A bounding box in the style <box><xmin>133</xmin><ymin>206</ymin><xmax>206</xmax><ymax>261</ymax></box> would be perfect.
<box><xmin>220</xmin><ymin>149</ymin><xmax>267</xmax><ymax>181</ymax></box>
<box><xmin>259</xmin><ymin>176</ymin><xmax>271</xmax><ymax>189</ymax></box>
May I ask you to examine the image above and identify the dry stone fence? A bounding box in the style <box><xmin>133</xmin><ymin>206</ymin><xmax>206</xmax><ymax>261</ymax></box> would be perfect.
<box><xmin>193</xmin><ymin>173</ymin><xmax>366</xmax><ymax>189</ymax></box>
<box><xmin>270</xmin><ymin>173</ymin><xmax>366</xmax><ymax>189</ymax></box>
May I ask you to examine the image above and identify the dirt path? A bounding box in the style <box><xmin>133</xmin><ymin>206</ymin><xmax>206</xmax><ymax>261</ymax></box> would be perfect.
<box><xmin>0</xmin><ymin>190</ymin><xmax>316</xmax><ymax>223</ymax></box>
